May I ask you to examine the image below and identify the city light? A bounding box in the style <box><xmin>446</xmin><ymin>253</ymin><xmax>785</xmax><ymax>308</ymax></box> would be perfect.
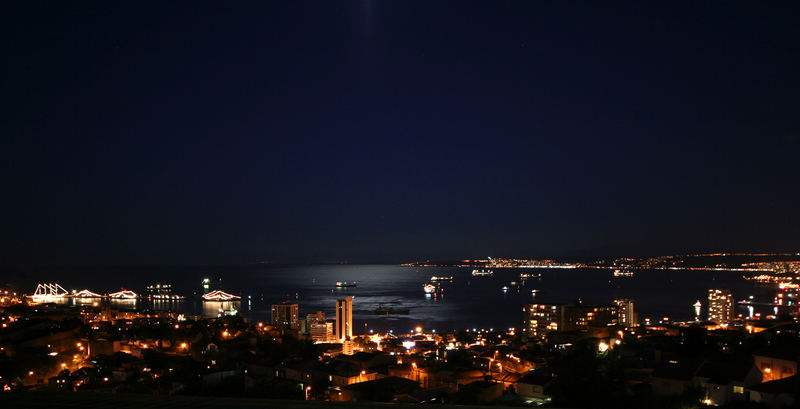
<box><xmin>202</xmin><ymin>290</ymin><xmax>241</xmax><ymax>301</ymax></box>
<box><xmin>74</xmin><ymin>289</ymin><xmax>102</xmax><ymax>298</ymax></box>
<box><xmin>108</xmin><ymin>290</ymin><xmax>137</xmax><ymax>299</ymax></box>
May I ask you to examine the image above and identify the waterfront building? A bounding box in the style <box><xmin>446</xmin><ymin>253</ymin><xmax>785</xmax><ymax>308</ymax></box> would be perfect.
<box><xmin>613</xmin><ymin>297</ymin><xmax>637</xmax><ymax>327</ymax></box>
<box><xmin>336</xmin><ymin>296</ymin><xmax>353</xmax><ymax>341</ymax></box>
<box><xmin>708</xmin><ymin>289</ymin><xmax>734</xmax><ymax>324</ymax></box>
<box><xmin>271</xmin><ymin>301</ymin><xmax>299</xmax><ymax>329</ymax></box>
<box><xmin>146</xmin><ymin>283</ymin><xmax>181</xmax><ymax>299</ymax></box>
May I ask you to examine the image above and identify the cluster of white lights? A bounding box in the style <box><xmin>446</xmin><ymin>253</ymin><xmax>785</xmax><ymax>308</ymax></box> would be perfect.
<box><xmin>202</xmin><ymin>290</ymin><xmax>240</xmax><ymax>301</ymax></box>
<box><xmin>31</xmin><ymin>283</ymin><xmax>69</xmax><ymax>300</ymax></box>
<box><xmin>108</xmin><ymin>290</ymin><xmax>137</xmax><ymax>299</ymax></box>
<box><xmin>74</xmin><ymin>289</ymin><xmax>102</xmax><ymax>298</ymax></box>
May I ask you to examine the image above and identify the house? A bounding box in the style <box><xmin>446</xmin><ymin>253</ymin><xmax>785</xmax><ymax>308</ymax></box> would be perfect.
<box><xmin>693</xmin><ymin>358</ymin><xmax>762</xmax><ymax>406</ymax></box>
<box><xmin>337</xmin><ymin>351</ymin><xmax>395</xmax><ymax>370</ymax></box>
<box><xmin>747</xmin><ymin>375</ymin><xmax>799</xmax><ymax>409</ymax></box>
<box><xmin>282</xmin><ymin>359</ymin><xmax>378</xmax><ymax>387</ymax></box>
<box><xmin>515</xmin><ymin>373</ymin><xmax>554</xmax><ymax>404</ymax></box>
<box><xmin>753</xmin><ymin>349</ymin><xmax>798</xmax><ymax>383</ymax></box>
<box><xmin>454</xmin><ymin>380</ymin><xmax>503</xmax><ymax>404</ymax></box>
<box><xmin>651</xmin><ymin>362</ymin><xmax>700</xmax><ymax>396</ymax></box>
<box><xmin>394</xmin><ymin>386</ymin><xmax>452</xmax><ymax>404</ymax></box>
<box><xmin>332</xmin><ymin>376</ymin><xmax>419</xmax><ymax>402</ymax></box>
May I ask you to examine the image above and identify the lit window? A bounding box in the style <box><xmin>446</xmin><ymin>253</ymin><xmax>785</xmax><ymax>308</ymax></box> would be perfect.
<box><xmin>733</xmin><ymin>386</ymin><xmax>744</xmax><ymax>394</ymax></box>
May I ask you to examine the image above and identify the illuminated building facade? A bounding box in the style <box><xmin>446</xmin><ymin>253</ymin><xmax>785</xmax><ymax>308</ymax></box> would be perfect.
<box><xmin>563</xmin><ymin>304</ymin><xmax>618</xmax><ymax>330</ymax></box>
<box><xmin>146</xmin><ymin>283</ymin><xmax>177</xmax><ymax>298</ymax></box>
<box><xmin>271</xmin><ymin>301</ymin><xmax>299</xmax><ymax>329</ymax></box>
<box><xmin>342</xmin><ymin>338</ymin><xmax>354</xmax><ymax>355</ymax></box>
<box><xmin>306</xmin><ymin>311</ymin><xmax>331</xmax><ymax>342</ymax></box>
<box><xmin>613</xmin><ymin>297</ymin><xmax>637</xmax><ymax>327</ymax></box>
<box><xmin>335</xmin><ymin>296</ymin><xmax>353</xmax><ymax>341</ymax></box>
<box><xmin>754</xmin><ymin>353</ymin><xmax>797</xmax><ymax>382</ymax></box>
<box><xmin>523</xmin><ymin>304</ymin><xmax>564</xmax><ymax>337</ymax></box>
<box><xmin>524</xmin><ymin>302</ymin><xmax>620</xmax><ymax>336</ymax></box>
<box><xmin>309</xmin><ymin>322</ymin><xmax>332</xmax><ymax>343</ymax></box>
<box><xmin>708</xmin><ymin>289</ymin><xmax>734</xmax><ymax>324</ymax></box>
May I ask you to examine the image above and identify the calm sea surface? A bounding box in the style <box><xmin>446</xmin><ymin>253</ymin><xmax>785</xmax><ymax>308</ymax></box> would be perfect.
<box><xmin>5</xmin><ymin>265</ymin><xmax>783</xmax><ymax>333</ymax></box>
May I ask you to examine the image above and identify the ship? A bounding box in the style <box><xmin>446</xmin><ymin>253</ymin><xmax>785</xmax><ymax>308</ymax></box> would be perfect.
<box><xmin>423</xmin><ymin>283</ymin><xmax>444</xmax><ymax>294</ymax></box>
<box><xmin>430</xmin><ymin>275</ymin><xmax>454</xmax><ymax>282</ymax></box>
<box><xmin>335</xmin><ymin>281</ymin><xmax>357</xmax><ymax>288</ymax></box>
<box><xmin>520</xmin><ymin>272</ymin><xmax>542</xmax><ymax>279</ymax></box>
<box><xmin>471</xmin><ymin>269</ymin><xmax>494</xmax><ymax>276</ymax></box>
<box><xmin>613</xmin><ymin>270</ymin><xmax>634</xmax><ymax>277</ymax></box>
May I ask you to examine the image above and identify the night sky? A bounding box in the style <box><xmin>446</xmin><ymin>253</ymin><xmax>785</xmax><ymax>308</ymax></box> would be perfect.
<box><xmin>2</xmin><ymin>2</ymin><xmax>799</xmax><ymax>265</ymax></box>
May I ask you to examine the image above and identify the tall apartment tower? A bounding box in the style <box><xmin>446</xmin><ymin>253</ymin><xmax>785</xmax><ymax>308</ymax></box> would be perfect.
<box><xmin>271</xmin><ymin>301</ymin><xmax>299</xmax><ymax>329</ymax></box>
<box><xmin>335</xmin><ymin>296</ymin><xmax>353</xmax><ymax>341</ymax></box>
<box><xmin>708</xmin><ymin>289</ymin><xmax>734</xmax><ymax>324</ymax></box>
<box><xmin>613</xmin><ymin>297</ymin><xmax>637</xmax><ymax>327</ymax></box>
<box><xmin>307</xmin><ymin>311</ymin><xmax>329</xmax><ymax>342</ymax></box>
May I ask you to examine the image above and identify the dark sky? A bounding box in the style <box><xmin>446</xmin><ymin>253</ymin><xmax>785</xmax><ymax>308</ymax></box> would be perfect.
<box><xmin>2</xmin><ymin>2</ymin><xmax>799</xmax><ymax>265</ymax></box>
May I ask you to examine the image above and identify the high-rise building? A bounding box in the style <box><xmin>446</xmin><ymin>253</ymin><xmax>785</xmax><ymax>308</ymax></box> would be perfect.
<box><xmin>306</xmin><ymin>311</ymin><xmax>330</xmax><ymax>342</ymax></box>
<box><xmin>523</xmin><ymin>303</ymin><xmax>564</xmax><ymax>337</ymax></box>
<box><xmin>271</xmin><ymin>301</ymin><xmax>299</xmax><ymax>329</ymax></box>
<box><xmin>708</xmin><ymin>289</ymin><xmax>734</xmax><ymax>324</ymax></box>
<box><xmin>336</xmin><ymin>296</ymin><xmax>353</xmax><ymax>341</ymax></box>
<box><xmin>307</xmin><ymin>311</ymin><xmax>325</xmax><ymax>325</ymax></box>
<box><xmin>524</xmin><ymin>302</ymin><xmax>620</xmax><ymax>337</ymax></box>
<box><xmin>297</xmin><ymin>319</ymin><xmax>308</xmax><ymax>334</ymax></box>
<box><xmin>613</xmin><ymin>298</ymin><xmax>637</xmax><ymax>327</ymax></box>
<box><xmin>342</xmin><ymin>338</ymin><xmax>354</xmax><ymax>355</ymax></box>
<box><xmin>563</xmin><ymin>304</ymin><xmax>618</xmax><ymax>330</ymax></box>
